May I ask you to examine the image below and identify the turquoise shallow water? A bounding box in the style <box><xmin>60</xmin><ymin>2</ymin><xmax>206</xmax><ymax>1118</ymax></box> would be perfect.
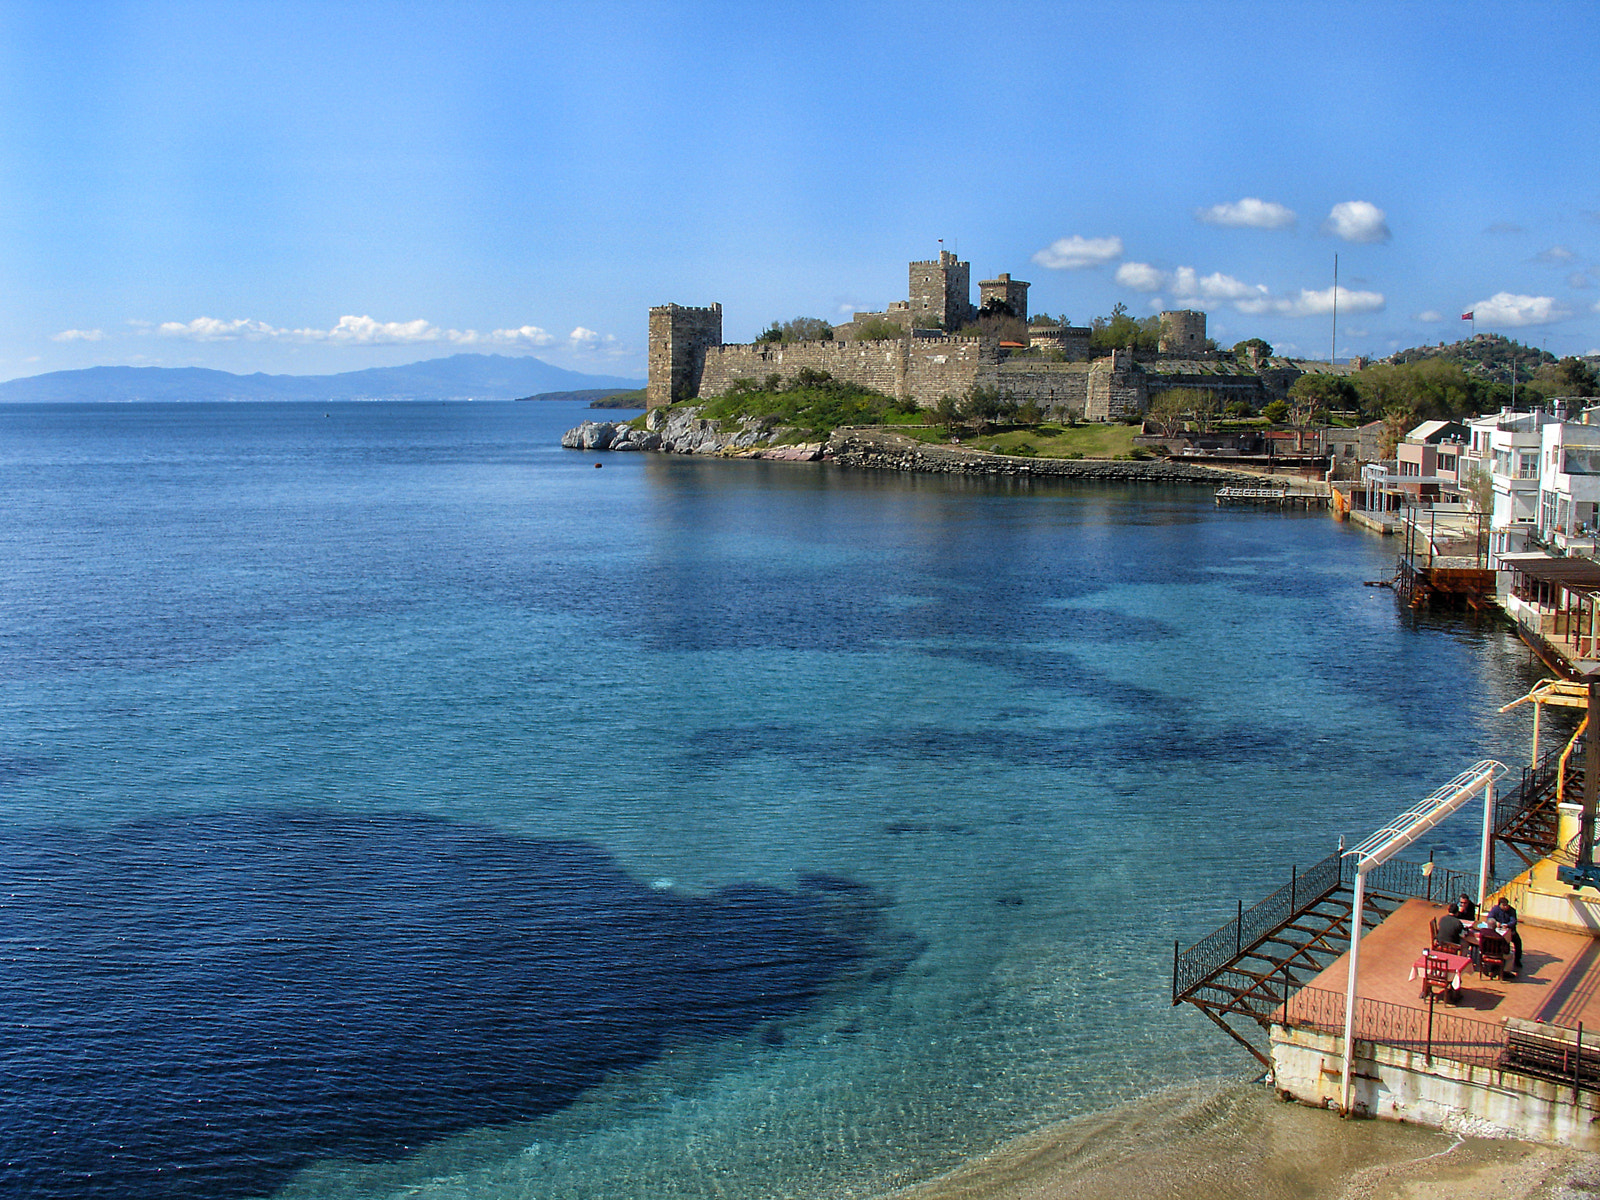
<box><xmin>0</xmin><ymin>400</ymin><xmax>1545</xmax><ymax>1198</ymax></box>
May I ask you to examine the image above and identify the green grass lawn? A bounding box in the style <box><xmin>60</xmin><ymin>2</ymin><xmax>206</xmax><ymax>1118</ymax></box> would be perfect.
<box><xmin>795</xmin><ymin>419</ymin><xmax>1139</xmax><ymax>458</ymax></box>
<box><xmin>973</xmin><ymin>423</ymin><xmax>1139</xmax><ymax>458</ymax></box>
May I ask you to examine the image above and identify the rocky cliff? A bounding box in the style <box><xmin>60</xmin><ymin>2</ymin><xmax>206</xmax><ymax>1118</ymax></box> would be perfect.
<box><xmin>561</xmin><ymin>406</ymin><xmax>825</xmax><ymax>460</ymax></box>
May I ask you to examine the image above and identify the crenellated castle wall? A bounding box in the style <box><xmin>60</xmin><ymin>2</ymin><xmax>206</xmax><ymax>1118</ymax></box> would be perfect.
<box><xmin>697</xmin><ymin>337</ymin><xmax>990</xmax><ymax>406</ymax></box>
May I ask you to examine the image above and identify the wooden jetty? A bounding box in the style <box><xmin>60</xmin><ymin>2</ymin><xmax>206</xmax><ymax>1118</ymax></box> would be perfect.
<box><xmin>1214</xmin><ymin>485</ymin><xmax>1328</xmax><ymax>510</ymax></box>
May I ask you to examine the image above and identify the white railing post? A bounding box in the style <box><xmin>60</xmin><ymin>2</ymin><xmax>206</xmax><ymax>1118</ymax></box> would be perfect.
<box><xmin>1479</xmin><ymin>769</ymin><xmax>1496</xmax><ymax>908</ymax></box>
<box><xmin>1340</xmin><ymin>866</ymin><xmax>1367</xmax><ymax>1116</ymax></box>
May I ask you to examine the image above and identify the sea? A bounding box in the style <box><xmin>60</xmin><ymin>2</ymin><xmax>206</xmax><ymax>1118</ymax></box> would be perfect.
<box><xmin>0</xmin><ymin>399</ymin><xmax>1551</xmax><ymax>1199</ymax></box>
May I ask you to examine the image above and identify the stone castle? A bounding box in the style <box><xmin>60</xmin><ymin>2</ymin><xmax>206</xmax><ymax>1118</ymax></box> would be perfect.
<box><xmin>648</xmin><ymin>251</ymin><xmax>1307</xmax><ymax>420</ymax></box>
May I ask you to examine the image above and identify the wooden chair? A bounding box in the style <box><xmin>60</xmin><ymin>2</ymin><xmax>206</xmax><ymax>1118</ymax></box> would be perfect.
<box><xmin>1478</xmin><ymin>933</ymin><xmax>1510</xmax><ymax>981</ymax></box>
<box><xmin>1420</xmin><ymin>951</ymin><xmax>1459</xmax><ymax>1004</ymax></box>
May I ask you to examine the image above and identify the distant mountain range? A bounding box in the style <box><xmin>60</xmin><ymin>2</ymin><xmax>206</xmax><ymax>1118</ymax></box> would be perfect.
<box><xmin>0</xmin><ymin>354</ymin><xmax>643</xmax><ymax>404</ymax></box>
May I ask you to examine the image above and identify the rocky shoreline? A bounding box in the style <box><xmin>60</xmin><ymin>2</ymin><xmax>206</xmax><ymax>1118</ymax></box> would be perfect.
<box><xmin>561</xmin><ymin>408</ymin><xmax>1263</xmax><ymax>485</ymax></box>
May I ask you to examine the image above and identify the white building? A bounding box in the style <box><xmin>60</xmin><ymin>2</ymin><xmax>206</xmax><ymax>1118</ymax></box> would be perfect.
<box><xmin>1536</xmin><ymin>416</ymin><xmax>1600</xmax><ymax>555</ymax></box>
<box><xmin>1464</xmin><ymin>409</ymin><xmax>1557</xmax><ymax>566</ymax></box>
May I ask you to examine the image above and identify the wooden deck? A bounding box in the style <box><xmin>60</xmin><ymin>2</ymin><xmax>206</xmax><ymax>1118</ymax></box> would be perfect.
<box><xmin>1301</xmin><ymin>896</ymin><xmax>1600</xmax><ymax>1029</ymax></box>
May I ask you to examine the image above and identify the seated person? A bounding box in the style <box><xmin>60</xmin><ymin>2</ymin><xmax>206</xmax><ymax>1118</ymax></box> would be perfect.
<box><xmin>1485</xmin><ymin>896</ymin><xmax>1523</xmax><ymax>976</ymax></box>
<box><xmin>1455</xmin><ymin>893</ymin><xmax>1477</xmax><ymax>923</ymax></box>
<box><xmin>1435</xmin><ymin>909</ymin><xmax>1465</xmax><ymax>947</ymax></box>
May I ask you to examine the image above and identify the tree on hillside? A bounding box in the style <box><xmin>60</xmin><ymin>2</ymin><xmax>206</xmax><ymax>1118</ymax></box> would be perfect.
<box><xmin>1147</xmin><ymin>387</ymin><xmax>1213</xmax><ymax>436</ymax></box>
<box><xmin>1146</xmin><ymin>390</ymin><xmax>1188</xmax><ymax>438</ymax></box>
<box><xmin>1378</xmin><ymin>408</ymin><xmax>1415</xmax><ymax>460</ymax></box>
<box><xmin>1530</xmin><ymin>356</ymin><xmax>1599</xmax><ymax>399</ymax></box>
<box><xmin>1385</xmin><ymin>332</ymin><xmax>1553</xmax><ymax>387</ymax></box>
<box><xmin>955</xmin><ymin>311</ymin><xmax>1029</xmax><ymax>344</ymax></box>
<box><xmin>1089</xmin><ymin>303</ymin><xmax>1160</xmax><ymax>354</ymax></box>
<box><xmin>960</xmin><ymin>385</ymin><xmax>1016</xmax><ymax>434</ymax></box>
<box><xmin>1353</xmin><ymin>358</ymin><xmax>1480</xmax><ymax>420</ymax></box>
<box><xmin>1289</xmin><ymin>372</ymin><xmax>1358</xmax><ymax>411</ymax></box>
<box><xmin>757</xmin><ymin>317</ymin><xmax>835</xmax><ymax>343</ymax></box>
<box><xmin>851</xmin><ymin>316</ymin><xmax>908</xmax><ymax>341</ymax></box>
<box><xmin>1232</xmin><ymin>338</ymin><xmax>1273</xmax><ymax>361</ymax></box>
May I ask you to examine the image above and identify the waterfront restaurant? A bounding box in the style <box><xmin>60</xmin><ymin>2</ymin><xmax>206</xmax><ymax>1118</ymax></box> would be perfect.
<box><xmin>1173</xmin><ymin>678</ymin><xmax>1600</xmax><ymax>1147</ymax></box>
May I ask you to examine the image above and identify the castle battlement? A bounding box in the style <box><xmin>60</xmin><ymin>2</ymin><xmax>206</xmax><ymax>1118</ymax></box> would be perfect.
<box><xmin>646</xmin><ymin>256</ymin><xmax>1256</xmax><ymax>418</ymax></box>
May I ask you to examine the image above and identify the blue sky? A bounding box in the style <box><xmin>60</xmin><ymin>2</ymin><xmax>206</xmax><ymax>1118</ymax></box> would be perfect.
<box><xmin>3</xmin><ymin>0</ymin><xmax>1598</xmax><ymax>383</ymax></box>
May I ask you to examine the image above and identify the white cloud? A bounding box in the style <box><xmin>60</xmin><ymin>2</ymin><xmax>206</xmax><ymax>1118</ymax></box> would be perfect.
<box><xmin>157</xmin><ymin>317</ymin><xmax>285</xmax><ymax>341</ymax></box>
<box><xmin>152</xmin><ymin>314</ymin><xmax>559</xmax><ymax>348</ymax></box>
<box><xmin>1195</xmin><ymin>197</ymin><xmax>1296</xmax><ymax>230</ymax></box>
<box><xmin>490</xmin><ymin>325</ymin><xmax>558</xmax><ymax>347</ymax></box>
<box><xmin>1569</xmin><ymin>271</ymin><xmax>1595</xmax><ymax>290</ymax></box>
<box><xmin>1322</xmin><ymin>200</ymin><xmax>1391</xmax><ymax>244</ymax></box>
<box><xmin>1031</xmin><ymin>235</ymin><xmax>1123</xmax><ymax>270</ymax></box>
<box><xmin>1537</xmin><ymin>245</ymin><xmax>1578</xmax><ymax>264</ymax></box>
<box><xmin>1172</xmin><ymin>268</ymin><xmax>1266</xmax><ymax>302</ymax></box>
<box><xmin>569</xmin><ymin>327</ymin><xmax>618</xmax><ymax>351</ymax></box>
<box><xmin>1235</xmin><ymin>286</ymin><xmax>1385</xmax><ymax>317</ymax></box>
<box><xmin>313</xmin><ymin>315</ymin><xmax>442</xmax><ymax>344</ymax></box>
<box><xmin>51</xmin><ymin>328</ymin><xmax>105</xmax><ymax>342</ymax></box>
<box><xmin>1470</xmin><ymin>292</ymin><xmax>1572</xmax><ymax>326</ymax></box>
<box><xmin>1115</xmin><ymin>260</ymin><xmax>1383</xmax><ymax>319</ymax></box>
<box><xmin>1115</xmin><ymin>262</ymin><xmax>1167</xmax><ymax>291</ymax></box>
<box><xmin>1416</xmin><ymin>310</ymin><xmax>1443</xmax><ymax>323</ymax></box>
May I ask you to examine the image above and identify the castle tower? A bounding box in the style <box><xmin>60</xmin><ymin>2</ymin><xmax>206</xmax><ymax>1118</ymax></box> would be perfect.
<box><xmin>909</xmin><ymin>251</ymin><xmax>973</xmax><ymax>331</ymax></box>
<box><xmin>1158</xmin><ymin>309</ymin><xmax>1207</xmax><ymax>356</ymax></box>
<box><xmin>978</xmin><ymin>272</ymin><xmax>1030</xmax><ymax>322</ymax></box>
<box><xmin>647</xmin><ymin>303</ymin><xmax>722</xmax><ymax>409</ymax></box>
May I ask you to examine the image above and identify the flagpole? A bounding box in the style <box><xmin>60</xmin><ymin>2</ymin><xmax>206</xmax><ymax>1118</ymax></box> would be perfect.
<box><xmin>1331</xmin><ymin>254</ymin><xmax>1338</xmax><ymax>366</ymax></box>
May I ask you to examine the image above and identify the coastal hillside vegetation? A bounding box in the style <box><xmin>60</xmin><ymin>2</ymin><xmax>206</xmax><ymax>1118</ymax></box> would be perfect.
<box><xmin>677</xmin><ymin>373</ymin><xmax>1143</xmax><ymax>458</ymax></box>
<box><xmin>691</xmin><ymin>370</ymin><xmax>920</xmax><ymax>438</ymax></box>
<box><xmin>586</xmin><ymin>388</ymin><xmax>647</xmax><ymax>408</ymax></box>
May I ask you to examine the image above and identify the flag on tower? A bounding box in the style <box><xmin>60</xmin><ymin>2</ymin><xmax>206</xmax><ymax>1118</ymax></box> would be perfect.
<box><xmin>1461</xmin><ymin>311</ymin><xmax>1474</xmax><ymax>320</ymax></box>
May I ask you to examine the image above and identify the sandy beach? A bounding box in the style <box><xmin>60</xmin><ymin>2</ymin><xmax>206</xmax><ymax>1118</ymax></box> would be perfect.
<box><xmin>887</xmin><ymin>1081</ymin><xmax>1600</xmax><ymax>1200</ymax></box>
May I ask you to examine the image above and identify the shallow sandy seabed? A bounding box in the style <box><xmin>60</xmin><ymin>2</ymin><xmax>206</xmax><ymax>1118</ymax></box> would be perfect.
<box><xmin>885</xmin><ymin>1081</ymin><xmax>1600</xmax><ymax>1200</ymax></box>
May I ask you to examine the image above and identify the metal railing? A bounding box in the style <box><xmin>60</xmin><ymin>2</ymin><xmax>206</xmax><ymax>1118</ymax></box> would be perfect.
<box><xmin>1357</xmin><ymin>857</ymin><xmax>1479</xmax><ymax>906</ymax></box>
<box><xmin>1280</xmin><ymin>985</ymin><xmax>1504</xmax><ymax>1068</ymax></box>
<box><xmin>1172</xmin><ymin>853</ymin><xmax>1489</xmax><ymax>1005</ymax></box>
<box><xmin>1172</xmin><ymin>853</ymin><xmax>1342</xmax><ymax>1002</ymax></box>
<box><xmin>1496</xmin><ymin>745</ymin><xmax>1564</xmax><ymax>829</ymax></box>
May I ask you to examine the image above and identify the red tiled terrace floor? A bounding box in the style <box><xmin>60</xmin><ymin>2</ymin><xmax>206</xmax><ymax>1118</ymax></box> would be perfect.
<box><xmin>1299</xmin><ymin>896</ymin><xmax>1600</xmax><ymax>1029</ymax></box>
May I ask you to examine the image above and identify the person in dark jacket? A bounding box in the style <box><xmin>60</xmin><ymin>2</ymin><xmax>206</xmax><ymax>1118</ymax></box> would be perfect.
<box><xmin>1485</xmin><ymin>896</ymin><xmax>1522</xmax><ymax>976</ymax></box>
<box><xmin>1436</xmin><ymin>909</ymin><xmax>1465</xmax><ymax>946</ymax></box>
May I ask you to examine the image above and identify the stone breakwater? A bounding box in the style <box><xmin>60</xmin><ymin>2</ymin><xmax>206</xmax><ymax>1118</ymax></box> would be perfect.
<box><xmin>825</xmin><ymin>428</ymin><xmax>1262</xmax><ymax>484</ymax></box>
<box><xmin>560</xmin><ymin>410</ymin><xmax>1262</xmax><ymax>484</ymax></box>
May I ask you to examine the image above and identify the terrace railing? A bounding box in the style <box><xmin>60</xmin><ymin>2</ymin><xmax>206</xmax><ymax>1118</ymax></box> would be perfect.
<box><xmin>1171</xmin><ymin>852</ymin><xmax>1342</xmax><ymax>1004</ymax></box>
<box><xmin>1280</xmin><ymin>984</ymin><xmax>1504</xmax><ymax>1068</ymax></box>
<box><xmin>1171</xmin><ymin>853</ymin><xmax>1483</xmax><ymax>1006</ymax></box>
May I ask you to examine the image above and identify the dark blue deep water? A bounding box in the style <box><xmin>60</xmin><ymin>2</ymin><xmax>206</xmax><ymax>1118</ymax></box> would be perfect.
<box><xmin>0</xmin><ymin>401</ymin><xmax>1545</xmax><ymax>1198</ymax></box>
